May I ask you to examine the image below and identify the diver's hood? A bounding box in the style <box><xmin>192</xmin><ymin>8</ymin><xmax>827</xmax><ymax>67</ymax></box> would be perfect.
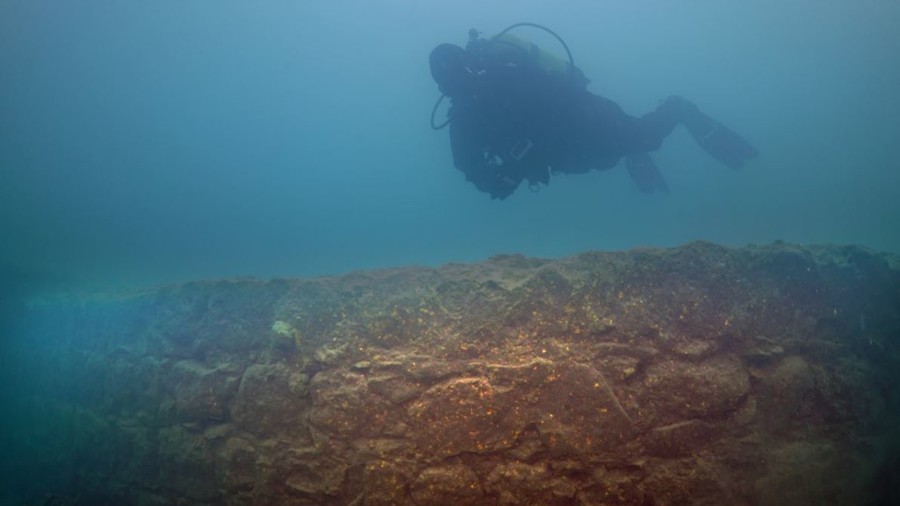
<box><xmin>429</xmin><ymin>43</ymin><xmax>479</xmax><ymax>97</ymax></box>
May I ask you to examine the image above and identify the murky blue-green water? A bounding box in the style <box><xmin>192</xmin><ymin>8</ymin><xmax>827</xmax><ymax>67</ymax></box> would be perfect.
<box><xmin>1</xmin><ymin>1</ymin><xmax>899</xmax><ymax>504</ymax></box>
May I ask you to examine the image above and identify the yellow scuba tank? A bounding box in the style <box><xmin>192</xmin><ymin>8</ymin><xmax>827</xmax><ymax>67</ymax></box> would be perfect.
<box><xmin>476</xmin><ymin>27</ymin><xmax>587</xmax><ymax>88</ymax></box>
<box><xmin>493</xmin><ymin>33</ymin><xmax>571</xmax><ymax>78</ymax></box>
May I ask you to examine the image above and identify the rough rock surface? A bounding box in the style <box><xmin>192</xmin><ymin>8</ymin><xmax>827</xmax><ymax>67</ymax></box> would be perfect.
<box><xmin>5</xmin><ymin>242</ymin><xmax>900</xmax><ymax>505</ymax></box>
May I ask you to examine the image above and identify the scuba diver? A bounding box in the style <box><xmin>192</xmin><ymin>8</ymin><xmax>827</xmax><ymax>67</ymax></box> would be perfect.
<box><xmin>429</xmin><ymin>24</ymin><xmax>759</xmax><ymax>200</ymax></box>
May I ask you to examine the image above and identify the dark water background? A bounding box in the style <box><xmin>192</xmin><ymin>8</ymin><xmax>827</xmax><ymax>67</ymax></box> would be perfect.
<box><xmin>1</xmin><ymin>0</ymin><xmax>898</xmax><ymax>290</ymax></box>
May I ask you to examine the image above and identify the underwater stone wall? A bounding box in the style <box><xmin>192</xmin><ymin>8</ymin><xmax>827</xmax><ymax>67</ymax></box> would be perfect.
<box><xmin>5</xmin><ymin>242</ymin><xmax>900</xmax><ymax>505</ymax></box>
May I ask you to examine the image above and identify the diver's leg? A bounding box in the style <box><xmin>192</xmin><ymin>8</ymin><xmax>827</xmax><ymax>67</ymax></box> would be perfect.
<box><xmin>632</xmin><ymin>98</ymin><xmax>684</xmax><ymax>152</ymax></box>
<box><xmin>578</xmin><ymin>94</ymin><xmax>672</xmax><ymax>192</ymax></box>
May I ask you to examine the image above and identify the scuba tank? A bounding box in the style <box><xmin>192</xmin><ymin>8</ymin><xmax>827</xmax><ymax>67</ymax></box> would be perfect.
<box><xmin>497</xmin><ymin>32</ymin><xmax>570</xmax><ymax>76</ymax></box>
<box><xmin>474</xmin><ymin>32</ymin><xmax>587</xmax><ymax>88</ymax></box>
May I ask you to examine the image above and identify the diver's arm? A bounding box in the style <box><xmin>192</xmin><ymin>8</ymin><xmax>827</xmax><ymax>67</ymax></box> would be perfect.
<box><xmin>449</xmin><ymin>117</ymin><xmax>521</xmax><ymax>200</ymax></box>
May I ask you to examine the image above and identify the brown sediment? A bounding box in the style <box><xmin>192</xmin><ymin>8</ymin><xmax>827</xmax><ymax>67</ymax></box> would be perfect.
<box><xmin>9</xmin><ymin>241</ymin><xmax>900</xmax><ymax>505</ymax></box>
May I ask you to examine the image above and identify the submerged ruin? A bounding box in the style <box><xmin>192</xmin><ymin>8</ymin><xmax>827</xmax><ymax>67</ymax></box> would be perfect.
<box><xmin>3</xmin><ymin>242</ymin><xmax>899</xmax><ymax>505</ymax></box>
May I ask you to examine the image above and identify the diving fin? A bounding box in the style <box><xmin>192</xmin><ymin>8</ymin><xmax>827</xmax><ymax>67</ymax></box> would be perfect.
<box><xmin>626</xmin><ymin>153</ymin><xmax>668</xmax><ymax>194</ymax></box>
<box><xmin>683</xmin><ymin>110</ymin><xmax>759</xmax><ymax>169</ymax></box>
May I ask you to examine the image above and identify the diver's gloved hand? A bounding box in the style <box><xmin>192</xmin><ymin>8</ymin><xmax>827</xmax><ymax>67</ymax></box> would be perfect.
<box><xmin>467</xmin><ymin>166</ymin><xmax>521</xmax><ymax>200</ymax></box>
<box><xmin>488</xmin><ymin>172</ymin><xmax>520</xmax><ymax>200</ymax></box>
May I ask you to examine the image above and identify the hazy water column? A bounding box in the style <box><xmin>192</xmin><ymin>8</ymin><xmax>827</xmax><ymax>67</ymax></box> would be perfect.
<box><xmin>0</xmin><ymin>0</ymin><xmax>898</xmax><ymax>289</ymax></box>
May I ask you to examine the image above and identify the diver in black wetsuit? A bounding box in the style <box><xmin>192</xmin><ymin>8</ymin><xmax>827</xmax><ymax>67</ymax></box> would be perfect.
<box><xmin>429</xmin><ymin>26</ymin><xmax>759</xmax><ymax>200</ymax></box>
